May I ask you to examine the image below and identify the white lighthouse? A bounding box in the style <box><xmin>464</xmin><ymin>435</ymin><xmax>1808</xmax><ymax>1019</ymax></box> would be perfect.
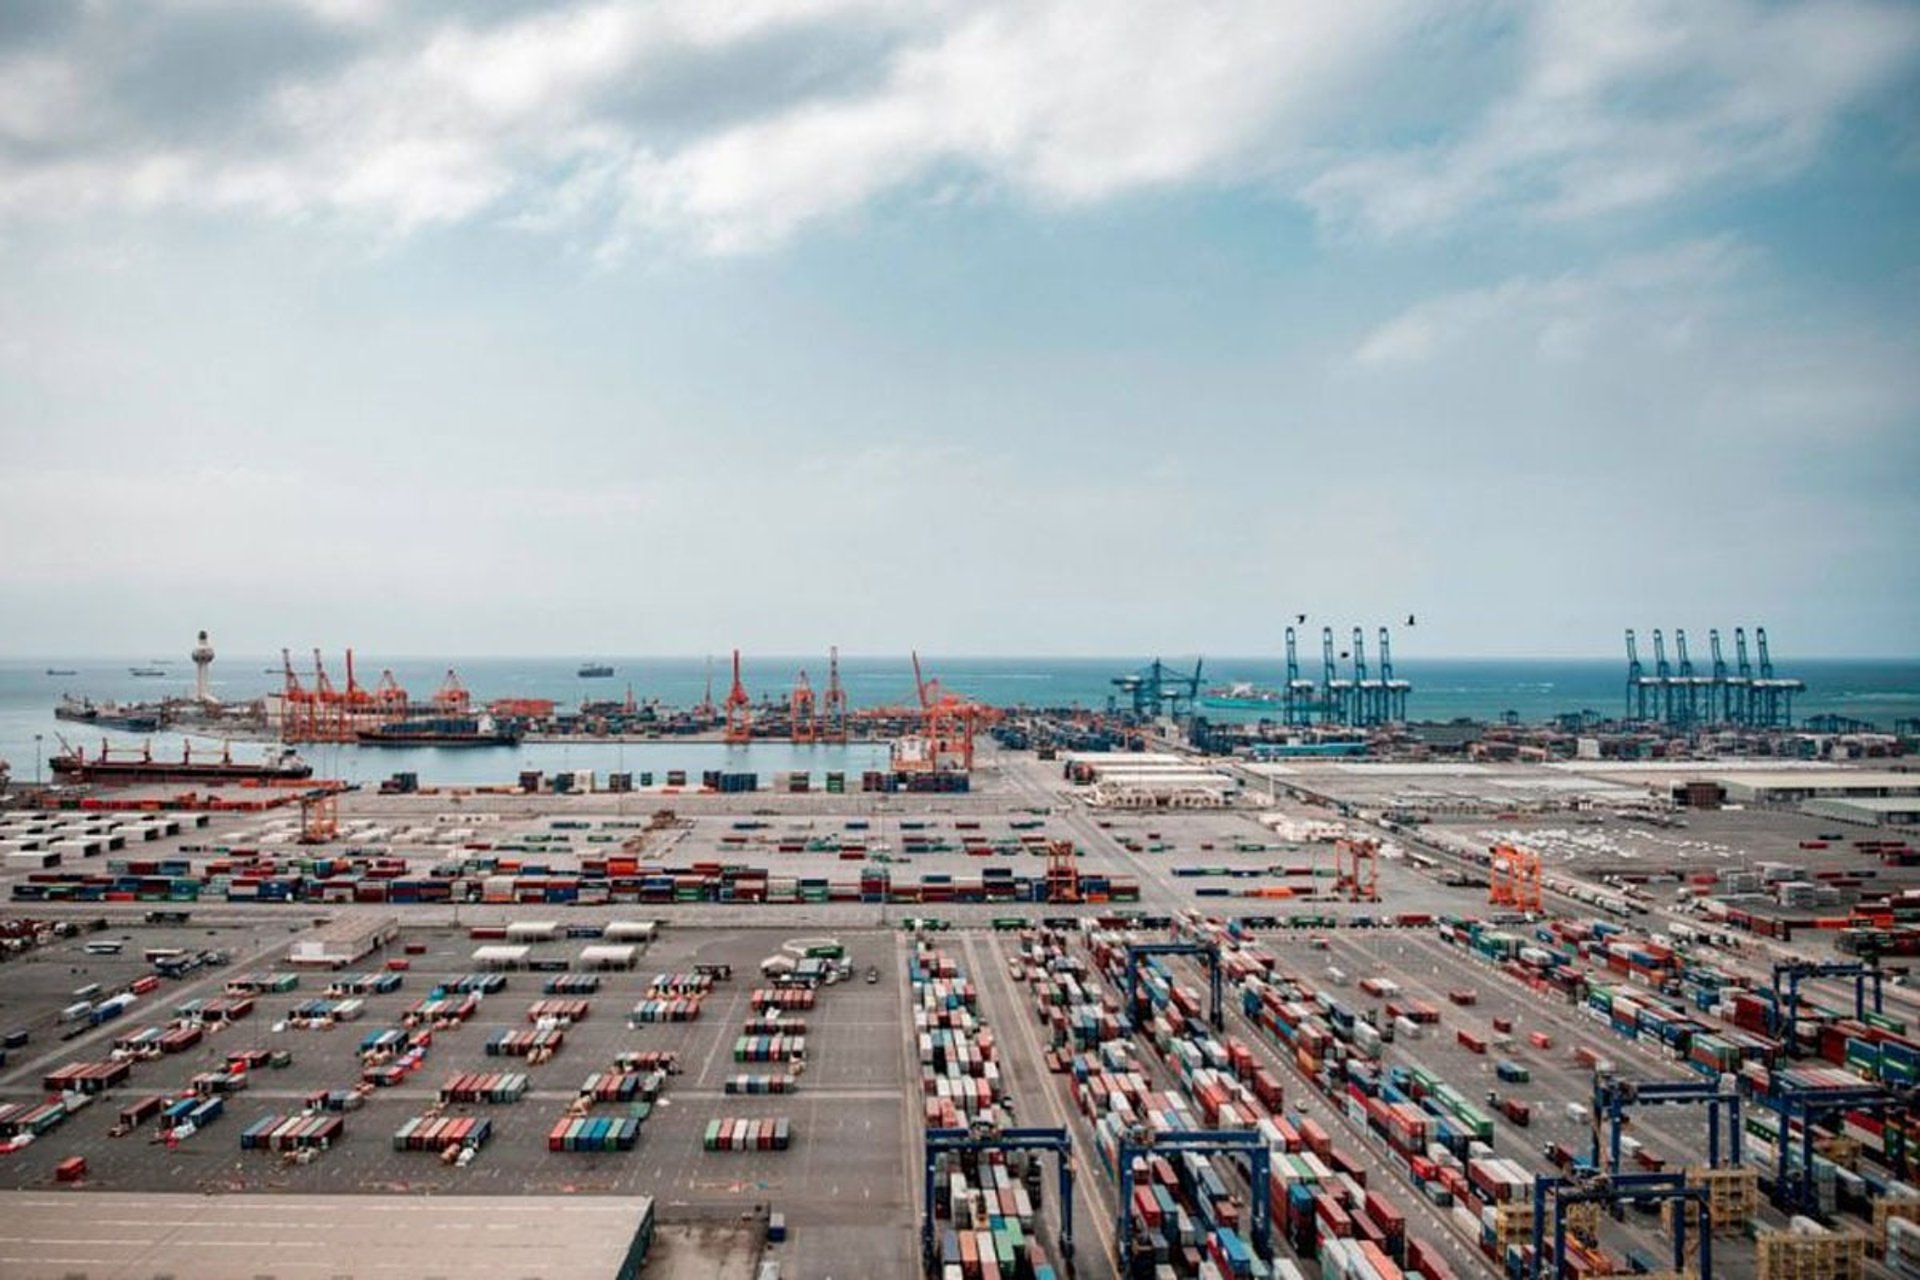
<box><xmin>191</xmin><ymin>629</ymin><xmax>216</xmax><ymax>703</ymax></box>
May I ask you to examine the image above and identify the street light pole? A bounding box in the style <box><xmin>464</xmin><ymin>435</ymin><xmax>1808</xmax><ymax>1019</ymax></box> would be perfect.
<box><xmin>34</xmin><ymin>733</ymin><xmax>43</xmax><ymax>787</ymax></box>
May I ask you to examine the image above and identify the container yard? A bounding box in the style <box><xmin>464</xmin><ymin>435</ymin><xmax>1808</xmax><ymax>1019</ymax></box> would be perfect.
<box><xmin>3</xmin><ymin>742</ymin><xmax>1920</xmax><ymax>1278</ymax></box>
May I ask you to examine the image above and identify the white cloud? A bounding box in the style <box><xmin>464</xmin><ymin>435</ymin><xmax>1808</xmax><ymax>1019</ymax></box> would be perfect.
<box><xmin>0</xmin><ymin>0</ymin><xmax>1913</xmax><ymax>250</ymax></box>
<box><xmin>1352</xmin><ymin>238</ymin><xmax>1749</xmax><ymax>367</ymax></box>
<box><xmin>1305</xmin><ymin>0</ymin><xmax>1920</xmax><ymax>235</ymax></box>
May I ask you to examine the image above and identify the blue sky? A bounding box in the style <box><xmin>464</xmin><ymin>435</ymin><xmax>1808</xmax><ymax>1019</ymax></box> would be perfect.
<box><xmin>1</xmin><ymin>0</ymin><xmax>1916</xmax><ymax>658</ymax></box>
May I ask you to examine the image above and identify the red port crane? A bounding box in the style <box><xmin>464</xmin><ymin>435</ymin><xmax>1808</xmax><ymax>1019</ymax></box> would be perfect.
<box><xmin>373</xmin><ymin>669</ymin><xmax>408</xmax><ymax>713</ymax></box>
<box><xmin>279</xmin><ymin>648</ymin><xmax>314</xmax><ymax>742</ymax></box>
<box><xmin>723</xmin><ymin>649</ymin><xmax>752</xmax><ymax>744</ymax></box>
<box><xmin>822</xmin><ymin>647</ymin><xmax>849</xmax><ymax>744</ymax></box>
<box><xmin>309</xmin><ymin>649</ymin><xmax>351</xmax><ymax>742</ymax></box>
<box><xmin>433</xmin><ymin>669</ymin><xmax>471</xmax><ymax>714</ymax></box>
<box><xmin>790</xmin><ymin>670</ymin><xmax>817</xmax><ymax>743</ymax></box>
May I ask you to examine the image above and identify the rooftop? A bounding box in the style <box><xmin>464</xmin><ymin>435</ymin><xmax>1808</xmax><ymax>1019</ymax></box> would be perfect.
<box><xmin>0</xmin><ymin>1191</ymin><xmax>654</xmax><ymax>1280</ymax></box>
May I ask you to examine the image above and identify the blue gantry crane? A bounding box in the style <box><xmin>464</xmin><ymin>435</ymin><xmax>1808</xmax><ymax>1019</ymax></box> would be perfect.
<box><xmin>1625</xmin><ymin>629</ymin><xmax>1650</xmax><ymax>721</ymax></box>
<box><xmin>1750</xmin><ymin>1077</ymin><xmax>1899</xmax><ymax>1216</ymax></box>
<box><xmin>1378</xmin><ymin>626</ymin><xmax>1410</xmax><ymax>722</ymax></box>
<box><xmin>923</xmin><ymin>1124</ymin><xmax>1076</xmax><ymax>1274</ymax></box>
<box><xmin>1282</xmin><ymin>627</ymin><xmax>1316</xmax><ymax>727</ymax></box>
<box><xmin>1111</xmin><ymin>659</ymin><xmax>1204</xmax><ymax>720</ymax></box>
<box><xmin>1765</xmin><ymin>959</ymin><xmax>1884</xmax><ymax>1054</ymax></box>
<box><xmin>1117</xmin><ymin>1127</ymin><xmax>1271</xmax><ymax>1274</ymax></box>
<box><xmin>1123</xmin><ymin>941</ymin><xmax>1224</xmax><ymax>1033</ymax></box>
<box><xmin>1528</xmin><ymin>1171</ymin><xmax>1712</xmax><ymax>1280</ymax></box>
<box><xmin>1589</xmin><ymin>1072</ymin><xmax>1743</xmax><ymax>1174</ymax></box>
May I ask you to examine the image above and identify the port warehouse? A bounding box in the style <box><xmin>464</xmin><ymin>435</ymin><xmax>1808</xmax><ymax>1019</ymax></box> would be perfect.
<box><xmin>0</xmin><ymin>1193</ymin><xmax>655</xmax><ymax>1280</ymax></box>
<box><xmin>3</xmin><ymin>752</ymin><xmax>1920</xmax><ymax>1280</ymax></box>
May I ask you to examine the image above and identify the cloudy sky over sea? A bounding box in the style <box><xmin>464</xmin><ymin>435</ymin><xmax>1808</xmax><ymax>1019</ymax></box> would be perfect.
<box><xmin>2</xmin><ymin>1</ymin><xmax>1916</xmax><ymax>657</ymax></box>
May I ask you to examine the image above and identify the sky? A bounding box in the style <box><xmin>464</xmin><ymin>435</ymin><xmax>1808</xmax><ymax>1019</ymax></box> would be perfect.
<box><xmin>1</xmin><ymin>0</ymin><xmax>1917</xmax><ymax>660</ymax></box>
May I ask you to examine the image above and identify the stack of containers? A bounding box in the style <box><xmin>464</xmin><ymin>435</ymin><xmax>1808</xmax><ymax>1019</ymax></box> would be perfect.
<box><xmin>406</xmin><ymin>993</ymin><xmax>480</xmax><ymax>1026</ymax></box>
<box><xmin>629</xmin><ymin>997</ymin><xmax>702</xmax><ymax>1024</ymax></box>
<box><xmin>725</xmin><ymin>1074</ymin><xmax>797</xmax><ymax>1095</ymax></box>
<box><xmin>394</xmin><ymin>1115</ymin><xmax>491</xmax><ymax>1152</ymax></box>
<box><xmin>526</xmin><ymin>999</ymin><xmax>591</xmax><ymax>1024</ymax></box>
<box><xmin>439</xmin><ymin>1072</ymin><xmax>528</xmax><ymax>1104</ymax></box>
<box><xmin>578</xmin><ymin>1070</ymin><xmax>663</xmax><ymax>1103</ymax></box>
<box><xmin>702</xmin><ymin>1117</ymin><xmax>792</xmax><ymax>1151</ymax></box>
<box><xmin>543</xmin><ymin>973</ymin><xmax>600</xmax><ymax>995</ymax></box>
<box><xmin>734</xmin><ymin>1033</ymin><xmax>806</xmax><ymax>1064</ymax></box>
<box><xmin>486</xmin><ymin>1028</ymin><xmax>563</xmax><ymax>1059</ymax></box>
<box><xmin>752</xmin><ymin>988</ymin><xmax>815</xmax><ymax>1011</ymax></box>
<box><xmin>240</xmin><ymin>1114</ymin><xmax>343</xmax><ymax>1151</ymax></box>
<box><xmin>547</xmin><ymin>1114</ymin><xmax>640</xmax><ymax>1152</ymax></box>
<box><xmin>650</xmin><ymin>973</ymin><xmax>715</xmax><ymax>995</ymax></box>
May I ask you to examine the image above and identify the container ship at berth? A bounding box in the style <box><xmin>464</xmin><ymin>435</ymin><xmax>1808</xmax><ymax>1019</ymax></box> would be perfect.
<box><xmin>1198</xmin><ymin>682</ymin><xmax>1286</xmax><ymax>712</ymax></box>
<box><xmin>54</xmin><ymin>695</ymin><xmax>164</xmax><ymax>733</ymax></box>
<box><xmin>50</xmin><ymin>741</ymin><xmax>312</xmax><ymax>784</ymax></box>
<box><xmin>356</xmin><ymin>716</ymin><xmax>523</xmax><ymax>747</ymax></box>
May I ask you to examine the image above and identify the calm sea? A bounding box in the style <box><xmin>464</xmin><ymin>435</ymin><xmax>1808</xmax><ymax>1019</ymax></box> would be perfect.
<box><xmin>2</xmin><ymin>655</ymin><xmax>1914</xmax><ymax>786</ymax></box>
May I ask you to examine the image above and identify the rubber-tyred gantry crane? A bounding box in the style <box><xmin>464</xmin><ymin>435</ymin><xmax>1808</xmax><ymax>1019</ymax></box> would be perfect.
<box><xmin>1045</xmin><ymin>839</ymin><xmax>1080</xmax><ymax>905</ymax></box>
<box><xmin>1333</xmin><ymin>836</ymin><xmax>1379</xmax><ymax>902</ymax></box>
<box><xmin>1490</xmin><ymin>842</ymin><xmax>1544</xmax><ymax>915</ymax></box>
<box><xmin>723</xmin><ymin>649</ymin><xmax>752</xmax><ymax>744</ymax></box>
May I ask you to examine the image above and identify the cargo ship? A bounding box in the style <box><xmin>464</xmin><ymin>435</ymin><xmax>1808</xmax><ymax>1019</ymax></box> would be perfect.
<box><xmin>54</xmin><ymin>696</ymin><xmax>164</xmax><ymax>733</ymax></box>
<box><xmin>49</xmin><ymin>741</ymin><xmax>313</xmax><ymax>784</ymax></box>
<box><xmin>578</xmin><ymin>662</ymin><xmax>615</xmax><ymax>678</ymax></box>
<box><xmin>1198</xmin><ymin>682</ymin><xmax>1285</xmax><ymax>712</ymax></box>
<box><xmin>357</xmin><ymin>716</ymin><xmax>523</xmax><ymax>747</ymax></box>
<box><xmin>129</xmin><ymin>666</ymin><xmax>167</xmax><ymax>678</ymax></box>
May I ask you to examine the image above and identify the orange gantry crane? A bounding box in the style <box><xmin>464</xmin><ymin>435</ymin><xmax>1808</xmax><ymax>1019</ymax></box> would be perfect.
<box><xmin>1489</xmin><ymin>842</ymin><xmax>1544</xmax><ymax>914</ymax></box>
<box><xmin>1045</xmin><ymin>839</ymin><xmax>1081</xmax><ymax>904</ymax></box>
<box><xmin>723</xmin><ymin>649</ymin><xmax>752</xmax><ymax>744</ymax></box>
<box><xmin>789</xmin><ymin>670</ymin><xmax>818</xmax><ymax>743</ymax></box>
<box><xmin>1333</xmin><ymin>837</ymin><xmax>1380</xmax><ymax>903</ymax></box>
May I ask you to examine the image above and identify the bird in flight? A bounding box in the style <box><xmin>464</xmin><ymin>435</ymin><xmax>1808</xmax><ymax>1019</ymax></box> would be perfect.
<box><xmin>1295</xmin><ymin>614</ymin><xmax>1307</xmax><ymax>625</ymax></box>
<box><xmin>1406</xmin><ymin>614</ymin><xmax>1417</xmax><ymax>626</ymax></box>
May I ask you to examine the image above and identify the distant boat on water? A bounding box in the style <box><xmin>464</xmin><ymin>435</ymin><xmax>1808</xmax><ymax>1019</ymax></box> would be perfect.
<box><xmin>578</xmin><ymin>662</ymin><xmax>615</xmax><ymax>678</ymax></box>
<box><xmin>129</xmin><ymin>667</ymin><xmax>166</xmax><ymax>678</ymax></box>
<box><xmin>45</xmin><ymin>668</ymin><xmax>77</xmax><ymax>676</ymax></box>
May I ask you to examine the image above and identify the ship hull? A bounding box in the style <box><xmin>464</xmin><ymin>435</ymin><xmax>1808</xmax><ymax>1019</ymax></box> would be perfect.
<box><xmin>50</xmin><ymin>759</ymin><xmax>313</xmax><ymax>784</ymax></box>
<box><xmin>355</xmin><ymin>732</ymin><xmax>521</xmax><ymax>747</ymax></box>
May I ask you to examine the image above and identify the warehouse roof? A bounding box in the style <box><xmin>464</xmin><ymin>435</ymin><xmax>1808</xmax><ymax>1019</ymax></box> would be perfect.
<box><xmin>1803</xmin><ymin>797</ymin><xmax>1920</xmax><ymax>814</ymax></box>
<box><xmin>0</xmin><ymin>1191</ymin><xmax>654</xmax><ymax>1280</ymax></box>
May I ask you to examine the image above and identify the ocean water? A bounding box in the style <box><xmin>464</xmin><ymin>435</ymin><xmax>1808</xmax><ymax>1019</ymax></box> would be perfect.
<box><xmin>1</xmin><ymin>655</ymin><xmax>1915</xmax><ymax>786</ymax></box>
